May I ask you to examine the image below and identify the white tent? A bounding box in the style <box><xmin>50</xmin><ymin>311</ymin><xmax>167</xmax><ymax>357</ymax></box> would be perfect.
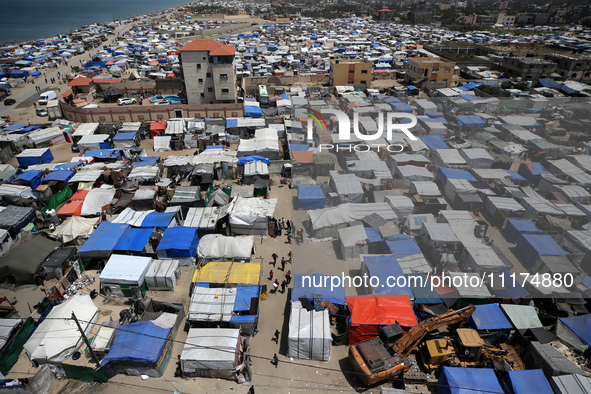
<box><xmin>24</xmin><ymin>295</ymin><xmax>98</xmax><ymax>364</ymax></box>
<box><xmin>80</xmin><ymin>187</ymin><xmax>115</xmax><ymax>216</ymax></box>
<box><xmin>50</xmin><ymin>216</ymin><xmax>99</xmax><ymax>243</ymax></box>
<box><xmin>99</xmin><ymin>255</ymin><xmax>152</xmax><ymax>297</ymax></box>
<box><xmin>288</xmin><ymin>301</ymin><xmax>331</xmax><ymax>361</ymax></box>
<box><xmin>338</xmin><ymin>225</ymin><xmax>368</xmax><ymax>261</ymax></box>
<box><xmin>197</xmin><ymin>234</ymin><xmax>254</xmax><ymax>259</ymax></box>
<box><xmin>188</xmin><ymin>287</ymin><xmax>236</xmax><ymax>323</ymax></box>
<box><xmin>227</xmin><ymin>197</ymin><xmax>277</xmax><ymax>235</ymax></box>
<box><xmin>77</xmin><ymin>134</ymin><xmax>109</xmax><ymax>151</ymax></box>
<box><xmin>180</xmin><ymin>328</ymin><xmax>241</xmax><ymax>380</ymax></box>
<box><xmin>145</xmin><ymin>259</ymin><xmax>180</xmax><ymax>291</ymax></box>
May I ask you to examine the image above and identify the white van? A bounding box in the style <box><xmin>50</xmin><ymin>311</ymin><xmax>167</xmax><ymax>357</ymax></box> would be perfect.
<box><xmin>38</xmin><ymin>90</ymin><xmax>57</xmax><ymax>105</ymax></box>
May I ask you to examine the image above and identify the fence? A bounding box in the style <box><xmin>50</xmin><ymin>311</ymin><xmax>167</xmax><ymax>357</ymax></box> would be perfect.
<box><xmin>243</xmin><ymin>74</ymin><xmax>329</xmax><ymax>90</ymax></box>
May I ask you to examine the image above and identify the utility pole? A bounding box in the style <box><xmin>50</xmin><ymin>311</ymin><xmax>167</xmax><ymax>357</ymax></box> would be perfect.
<box><xmin>72</xmin><ymin>312</ymin><xmax>101</xmax><ymax>368</ymax></box>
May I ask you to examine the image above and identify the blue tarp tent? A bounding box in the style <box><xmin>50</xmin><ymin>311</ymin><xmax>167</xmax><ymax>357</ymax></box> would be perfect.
<box><xmin>469</xmin><ymin>304</ymin><xmax>512</xmax><ymax>330</ymax></box>
<box><xmin>55</xmin><ymin>162</ymin><xmax>84</xmax><ymax>171</ymax></box>
<box><xmin>156</xmin><ymin>226</ymin><xmax>198</xmax><ymax>258</ymax></box>
<box><xmin>504</xmin><ymin>370</ymin><xmax>553</xmax><ymax>394</ymax></box>
<box><xmin>516</xmin><ymin>234</ymin><xmax>569</xmax><ymax>269</ymax></box>
<box><xmin>383</xmin><ymin>235</ymin><xmax>422</xmax><ymax>259</ymax></box>
<box><xmin>363</xmin><ymin>255</ymin><xmax>413</xmax><ymax>297</ymax></box>
<box><xmin>439</xmin><ymin>367</ymin><xmax>503</xmax><ymax>394</ymax></box>
<box><xmin>559</xmin><ymin>314</ymin><xmax>591</xmax><ymax>346</ymax></box>
<box><xmin>504</xmin><ymin>220</ymin><xmax>544</xmax><ymax>243</ymax></box>
<box><xmin>291</xmin><ymin>273</ymin><xmax>346</xmax><ymax>304</ymax></box>
<box><xmin>16</xmin><ymin>149</ymin><xmax>53</xmax><ymax>167</ymax></box>
<box><xmin>79</xmin><ymin>222</ymin><xmax>130</xmax><ymax>259</ymax></box>
<box><xmin>244</xmin><ymin>98</ymin><xmax>262</xmax><ymax>117</ymax></box>
<box><xmin>406</xmin><ymin>273</ymin><xmax>442</xmax><ymax>305</ymax></box>
<box><xmin>419</xmin><ymin>134</ymin><xmax>448</xmax><ymax>150</ymax></box>
<box><xmin>364</xmin><ymin>227</ymin><xmax>382</xmax><ymax>243</ymax></box>
<box><xmin>83</xmin><ymin>150</ymin><xmax>121</xmax><ymax>160</ymax></box>
<box><xmin>504</xmin><ymin>170</ymin><xmax>527</xmax><ymax>183</ymax></box>
<box><xmin>226</xmin><ymin>119</ymin><xmax>238</xmax><ymax>128</ymax></box>
<box><xmin>298</xmin><ymin>186</ymin><xmax>325</xmax><ymax>210</ymax></box>
<box><xmin>12</xmin><ymin>170</ymin><xmax>44</xmax><ymax>189</ymax></box>
<box><xmin>290</xmin><ymin>144</ymin><xmax>309</xmax><ymax>152</ymax></box>
<box><xmin>539</xmin><ymin>79</ymin><xmax>562</xmax><ymax>89</ymax></box>
<box><xmin>517</xmin><ymin>162</ymin><xmax>549</xmax><ymax>184</ymax></box>
<box><xmin>237</xmin><ymin>156</ymin><xmax>270</xmax><ymax>166</ymax></box>
<box><xmin>20</xmin><ymin>126</ymin><xmax>42</xmax><ymax>133</ymax></box>
<box><xmin>113</xmin><ymin>227</ymin><xmax>153</xmax><ymax>252</ymax></box>
<box><xmin>234</xmin><ymin>285</ymin><xmax>259</xmax><ymax>311</ymax></box>
<box><xmin>135</xmin><ymin>156</ymin><xmax>160</xmax><ymax>167</ymax></box>
<box><xmin>10</xmin><ymin>70</ymin><xmax>29</xmax><ymax>78</ymax></box>
<box><xmin>140</xmin><ymin>212</ymin><xmax>176</xmax><ymax>228</ymax></box>
<box><xmin>41</xmin><ymin>170</ymin><xmax>75</xmax><ymax>185</ymax></box>
<box><xmin>113</xmin><ymin>132</ymin><xmax>136</xmax><ymax>141</ymax></box>
<box><xmin>437</xmin><ymin>167</ymin><xmax>477</xmax><ymax>184</ymax></box>
<box><xmin>3</xmin><ymin>124</ymin><xmax>28</xmax><ymax>132</ymax></box>
<box><xmin>101</xmin><ymin>321</ymin><xmax>171</xmax><ymax>368</ymax></box>
<box><xmin>457</xmin><ymin>115</ymin><xmax>485</xmax><ymax>129</ymax></box>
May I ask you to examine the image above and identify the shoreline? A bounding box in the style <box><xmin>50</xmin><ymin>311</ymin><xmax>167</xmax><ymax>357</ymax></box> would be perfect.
<box><xmin>0</xmin><ymin>2</ymin><xmax>194</xmax><ymax>48</ymax></box>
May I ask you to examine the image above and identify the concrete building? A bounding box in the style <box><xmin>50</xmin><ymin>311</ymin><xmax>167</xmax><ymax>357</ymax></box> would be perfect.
<box><xmin>408</xmin><ymin>0</ymin><xmax>432</xmax><ymax>25</ymax></box>
<box><xmin>178</xmin><ymin>39</ymin><xmax>237</xmax><ymax>105</ymax></box>
<box><xmin>377</xmin><ymin>8</ymin><xmax>393</xmax><ymax>22</ymax></box>
<box><xmin>543</xmin><ymin>54</ymin><xmax>591</xmax><ymax>82</ymax></box>
<box><xmin>500</xmin><ymin>57</ymin><xmax>556</xmax><ymax>83</ymax></box>
<box><xmin>329</xmin><ymin>59</ymin><xmax>373</xmax><ymax>87</ymax></box>
<box><xmin>405</xmin><ymin>57</ymin><xmax>455</xmax><ymax>87</ymax></box>
<box><xmin>496</xmin><ymin>12</ymin><xmax>515</xmax><ymax>26</ymax></box>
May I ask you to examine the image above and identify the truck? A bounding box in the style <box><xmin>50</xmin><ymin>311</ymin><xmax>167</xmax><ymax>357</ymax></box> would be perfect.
<box><xmin>258</xmin><ymin>85</ymin><xmax>270</xmax><ymax>108</ymax></box>
<box><xmin>348</xmin><ymin>305</ymin><xmax>476</xmax><ymax>386</ymax></box>
<box><xmin>46</xmin><ymin>99</ymin><xmax>62</xmax><ymax>121</ymax></box>
<box><xmin>39</xmin><ymin>90</ymin><xmax>57</xmax><ymax>105</ymax></box>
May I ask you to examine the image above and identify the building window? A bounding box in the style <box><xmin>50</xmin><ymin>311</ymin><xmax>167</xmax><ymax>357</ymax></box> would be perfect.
<box><xmin>361</xmin><ymin>70</ymin><xmax>368</xmax><ymax>74</ymax></box>
<box><xmin>196</xmin><ymin>64</ymin><xmax>201</xmax><ymax>70</ymax></box>
<box><xmin>444</xmin><ymin>68</ymin><xmax>450</xmax><ymax>73</ymax></box>
<box><xmin>198</xmin><ymin>78</ymin><xmax>203</xmax><ymax>83</ymax></box>
<box><xmin>222</xmin><ymin>88</ymin><xmax>229</xmax><ymax>93</ymax></box>
<box><xmin>208</xmin><ymin>87</ymin><xmax>213</xmax><ymax>92</ymax></box>
<box><xmin>220</xmin><ymin>74</ymin><xmax>228</xmax><ymax>79</ymax></box>
<box><xmin>206</xmin><ymin>72</ymin><xmax>212</xmax><ymax>78</ymax></box>
<box><xmin>361</xmin><ymin>80</ymin><xmax>367</xmax><ymax>85</ymax></box>
<box><xmin>349</xmin><ymin>70</ymin><xmax>354</xmax><ymax>74</ymax></box>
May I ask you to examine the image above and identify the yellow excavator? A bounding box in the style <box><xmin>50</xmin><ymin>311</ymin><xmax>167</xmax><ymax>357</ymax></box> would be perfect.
<box><xmin>348</xmin><ymin>305</ymin><xmax>476</xmax><ymax>386</ymax></box>
<box><xmin>419</xmin><ymin>328</ymin><xmax>524</xmax><ymax>371</ymax></box>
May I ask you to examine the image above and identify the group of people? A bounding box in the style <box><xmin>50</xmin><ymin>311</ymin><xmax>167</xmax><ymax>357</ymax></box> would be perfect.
<box><xmin>268</xmin><ymin>217</ymin><xmax>305</xmax><ymax>245</ymax></box>
<box><xmin>269</xmin><ymin>251</ymin><xmax>292</xmax><ymax>296</ymax></box>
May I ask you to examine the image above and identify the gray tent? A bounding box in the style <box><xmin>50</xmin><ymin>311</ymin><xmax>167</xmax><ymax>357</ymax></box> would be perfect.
<box><xmin>338</xmin><ymin>225</ymin><xmax>368</xmax><ymax>261</ymax></box>
<box><xmin>0</xmin><ymin>236</ymin><xmax>60</xmax><ymax>284</ymax></box>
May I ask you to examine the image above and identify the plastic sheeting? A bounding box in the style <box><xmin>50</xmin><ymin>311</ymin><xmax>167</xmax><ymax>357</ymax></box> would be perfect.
<box><xmin>383</xmin><ymin>235</ymin><xmax>422</xmax><ymax>259</ymax></box>
<box><xmin>500</xmin><ymin>304</ymin><xmax>543</xmax><ymax>330</ymax></box>
<box><xmin>288</xmin><ymin>302</ymin><xmax>331</xmax><ymax>361</ymax></box>
<box><xmin>50</xmin><ymin>216</ymin><xmax>98</xmax><ymax>243</ymax></box>
<box><xmin>470</xmin><ymin>304</ymin><xmax>512</xmax><ymax>330</ymax></box>
<box><xmin>291</xmin><ymin>273</ymin><xmax>346</xmax><ymax>305</ymax></box>
<box><xmin>181</xmin><ymin>328</ymin><xmax>240</xmax><ymax>374</ymax></box>
<box><xmin>113</xmin><ymin>227</ymin><xmax>153</xmax><ymax>252</ymax></box>
<box><xmin>559</xmin><ymin>314</ymin><xmax>591</xmax><ymax>346</ymax></box>
<box><xmin>16</xmin><ymin>148</ymin><xmax>53</xmax><ymax>167</ymax></box>
<box><xmin>197</xmin><ymin>234</ymin><xmax>254</xmax><ymax>259</ymax></box>
<box><xmin>297</xmin><ymin>186</ymin><xmax>325</xmax><ymax>210</ymax></box>
<box><xmin>516</xmin><ymin>234</ymin><xmax>569</xmax><ymax>269</ymax></box>
<box><xmin>100</xmin><ymin>255</ymin><xmax>152</xmax><ymax>285</ymax></box>
<box><xmin>439</xmin><ymin>367</ymin><xmax>503</xmax><ymax>394</ymax></box>
<box><xmin>80</xmin><ymin>188</ymin><xmax>115</xmax><ymax>216</ymax></box>
<box><xmin>361</xmin><ymin>255</ymin><xmax>413</xmax><ymax>297</ymax></box>
<box><xmin>145</xmin><ymin>259</ymin><xmax>180</xmax><ymax>291</ymax></box>
<box><xmin>192</xmin><ymin>261</ymin><xmax>261</xmax><ymax>286</ymax></box>
<box><xmin>505</xmin><ymin>369</ymin><xmax>553</xmax><ymax>394</ymax></box>
<box><xmin>79</xmin><ymin>222</ymin><xmax>130</xmax><ymax>259</ymax></box>
<box><xmin>156</xmin><ymin>226</ymin><xmax>198</xmax><ymax>259</ymax></box>
<box><xmin>188</xmin><ymin>286</ymin><xmax>236</xmax><ymax>323</ymax></box>
<box><xmin>504</xmin><ymin>220</ymin><xmax>544</xmax><ymax>243</ymax></box>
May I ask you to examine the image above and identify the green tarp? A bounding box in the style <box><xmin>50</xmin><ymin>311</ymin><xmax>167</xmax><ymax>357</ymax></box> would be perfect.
<box><xmin>62</xmin><ymin>363</ymin><xmax>108</xmax><ymax>383</ymax></box>
<box><xmin>0</xmin><ymin>317</ymin><xmax>35</xmax><ymax>374</ymax></box>
<box><xmin>42</xmin><ymin>187</ymin><xmax>73</xmax><ymax>218</ymax></box>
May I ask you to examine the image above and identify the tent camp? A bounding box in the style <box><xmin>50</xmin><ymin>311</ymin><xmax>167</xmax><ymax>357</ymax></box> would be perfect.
<box><xmin>500</xmin><ymin>304</ymin><xmax>543</xmax><ymax>330</ymax></box>
<box><xmin>80</xmin><ymin>188</ymin><xmax>115</xmax><ymax>216</ymax></box>
<box><xmin>503</xmin><ymin>220</ymin><xmax>545</xmax><ymax>243</ymax></box>
<box><xmin>24</xmin><ymin>295</ymin><xmax>98</xmax><ymax>364</ymax></box>
<box><xmin>516</xmin><ymin>234</ymin><xmax>570</xmax><ymax>269</ymax></box>
<box><xmin>156</xmin><ymin>226</ymin><xmax>198</xmax><ymax>264</ymax></box>
<box><xmin>439</xmin><ymin>367</ymin><xmax>503</xmax><ymax>394</ymax></box>
<box><xmin>338</xmin><ymin>225</ymin><xmax>368</xmax><ymax>261</ymax></box>
<box><xmin>297</xmin><ymin>186</ymin><xmax>325</xmax><ymax>210</ymax></box>
<box><xmin>78</xmin><ymin>222</ymin><xmax>130</xmax><ymax>259</ymax></box>
<box><xmin>504</xmin><ymin>369</ymin><xmax>553</xmax><ymax>394</ymax></box>
<box><xmin>361</xmin><ymin>255</ymin><xmax>412</xmax><ymax>297</ymax></box>
<box><xmin>180</xmin><ymin>328</ymin><xmax>241</xmax><ymax>381</ymax></box>
<box><xmin>347</xmin><ymin>294</ymin><xmax>417</xmax><ymax>345</ymax></box>
<box><xmin>16</xmin><ymin>148</ymin><xmax>53</xmax><ymax>167</ymax></box>
<box><xmin>0</xmin><ymin>235</ymin><xmax>60</xmax><ymax>284</ymax></box>
<box><xmin>145</xmin><ymin>259</ymin><xmax>180</xmax><ymax>291</ymax></box>
<box><xmin>100</xmin><ymin>320</ymin><xmax>172</xmax><ymax>377</ymax></box>
<box><xmin>100</xmin><ymin>254</ymin><xmax>152</xmax><ymax>297</ymax></box>
<box><xmin>197</xmin><ymin>234</ymin><xmax>254</xmax><ymax>260</ymax></box>
<box><xmin>291</xmin><ymin>274</ymin><xmax>346</xmax><ymax>305</ymax></box>
<box><xmin>288</xmin><ymin>301</ymin><xmax>331</xmax><ymax>361</ymax></box>
<box><xmin>469</xmin><ymin>303</ymin><xmax>512</xmax><ymax>331</ymax></box>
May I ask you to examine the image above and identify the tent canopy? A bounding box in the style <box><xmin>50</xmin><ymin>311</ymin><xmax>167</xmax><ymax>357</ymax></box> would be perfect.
<box><xmin>505</xmin><ymin>369</ymin><xmax>553</xmax><ymax>394</ymax></box>
<box><xmin>156</xmin><ymin>226</ymin><xmax>198</xmax><ymax>258</ymax></box>
<box><xmin>291</xmin><ymin>273</ymin><xmax>346</xmax><ymax>304</ymax></box>
<box><xmin>0</xmin><ymin>236</ymin><xmax>61</xmax><ymax>284</ymax></box>
<box><xmin>181</xmin><ymin>328</ymin><xmax>240</xmax><ymax>373</ymax></box>
<box><xmin>192</xmin><ymin>261</ymin><xmax>261</xmax><ymax>286</ymax></box>
<box><xmin>113</xmin><ymin>227</ymin><xmax>153</xmax><ymax>252</ymax></box>
<box><xmin>101</xmin><ymin>320</ymin><xmax>171</xmax><ymax>365</ymax></box>
<box><xmin>347</xmin><ymin>294</ymin><xmax>417</xmax><ymax>328</ymax></box>
<box><xmin>560</xmin><ymin>314</ymin><xmax>591</xmax><ymax>346</ymax></box>
<box><xmin>439</xmin><ymin>367</ymin><xmax>503</xmax><ymax>394</ymax></box>
<box><xmin>79</xmin><ymin>222</ymin><xmax>130</xmax><ymax>259</ymax></box>
<box><xmin>470</xmin><ymin>304</ymin><xmax>512</xmax><ymax>330</ymax></box>
<box><xmin>362</xmin><ymin>255</ymin><xmax>413</xmax><ymax>297</ymax></box>
<box><xmin>197</xmin><ymin>234</ymin><xmax>254</xmax><ymax>259</ymax></box>
<box><xmin>298</xmin><ymin>186</ymin><xmax>326</xmax><ymax>210</ymax></box>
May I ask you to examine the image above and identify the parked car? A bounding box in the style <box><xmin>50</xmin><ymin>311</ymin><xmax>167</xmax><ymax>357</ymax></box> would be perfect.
<box><xmin>153</xmin><ymin>99</ymin><xmax>169</xmax><ymax>105</ymax></box>
<box><xmin>36</xmin><ymin>108</ymin><xmax>48</xmax><ymax>116</ymax></box>
<box><xmin>164</xmin><ymin>96</ymin><xmax>188</xmax><ymax>104</ymax></box>
<box><xmin>3</xmin><ymin>98</ymin><xmax>15</xmax><ymax>106</ymax></box>
<box><xmin>149</xmin><ymin>95</ymin><xmax>164</xmax><ymax>102</ymax></box>
<box><xmin>118</xmin><ymin>98</ymin><xmax>137</xmax><ymax>106</ymax></box>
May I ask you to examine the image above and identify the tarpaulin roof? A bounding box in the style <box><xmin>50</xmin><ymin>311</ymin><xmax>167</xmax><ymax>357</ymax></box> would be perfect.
<box><xmin>233</xmin><ymin>285</ymin><xmax>259</xmax><ymax>312</ymax></box>
<box><xmin>505</xmin><ymin>370</ymin><xmax>553</xmax><ymax>394</ymax></box>
<box><xmin>516</xmin><ymin>234</ymin><xmax>569</xmax><ymax>269</ymax></box>
<box><xmin>470</xmin><ymin>304</ymin><xmax>512</xmax><ymax>330</ymax></box>
<box><xmin>0</xmin><ymin>235</ymin><xmax>60</xmax><ymax>284</ymax></box>
<box><xmin>292</xmin><ymin>150</ymin><xmax>314</xmax><ymax>164</ymax></box>
<box><xmin>419</xmin><ymin>134</ymin><xmax>448</xmax><ymax>150</ymax></box>
<box><xmin>560</xmin><ymin>314</ymin><xmax>591</xmax><ymax>346</ymax></box>
<box><xmin>192</xmin><ymin>261</ymin><xmax>261</xmax><ymax>286</ymax></box>
<box><xmin>42</xmin><ymin>170</ymin><xmax>75</xmax><ymax>184</ymax></box>
<box><xmin>457</xmin><ymin>115</ymin><xmax>485</xmax><ymax>128</ymax></box>
<box><xmin>157</xmin><ymin>226</ymin><xmax>198</xmax><ymax>258</ymax></box>
<box><xmin>298</xmin><ymin>186</ymin><xmax>325</xmax><ymax>210</ymax></box>
<box><xmin>12</xmin><ymin>170</ymin><xmax>43</xmax><ymax>190</ymax></box>
<box><xmin>237</xmin><ymin>156</ymin><xmax>270</xmax><ymax>166</ymax></box>
<box><xmin>101</xmin><ymin>321</ymin><xmax>171</xmax><ymax>365</ymax></box>
<box><xmin>488</xmin><ymin>267</ymin><xmax>529</xmax><ymax>299</ymax></box>
<box><xmin>383</xmin><ymin>235</ymin><xmax>422</xmax><ymax>259</ymax></box>
<box><xmin>141</xmin><ymin>212</ymin><xmax>176</xmax><ymax>228</ymax></box>
<box><xmin>346</xmin><ymin>294</ymin><xmax>417</xmax><ymax>328</ymax></box>
<box><xmin>501</xmin><ymin>304</ymin><xmax>543</xmax><ymax>330</ymax></box>
<box><xmin>439</xmin><ymin>367</ymin><xmax>503</xmax><ymax>394</ymax></box>
<box><xmin>291</xmin><ymin>273</ymin><xmax>346</xmax><ymax>304</ymax></box>
<box><xmin>405</xmin><ymin>273</ymin><xmax>442</xmax><ymax>305</ymax></box>
<box><xmin>79</xmin><ymin>222</ymin><xmax>130</xmax><ymax>258</ymax></box>
<box><xmin>113</xmin><ymin>227</ymin><xmax>153</xmax><ymax>252</ymax></box>
<box><xmin>437</xmin><ymin>167</ymin><xmax>477</xmax><ymax>183</ymax></box>
<box><xmin>113</xmin><ymin>132</ymin><xmax>136</xmax><ymax>141</ymax></box>
<box><xmin>362</xmin><ymin>255</ymin><xmax>413</xmax><ymax>297</ymax></box>
<box><xmin>504</xmin><ymin>220</ymin><xmax>544</xmax><ymax>243</ymax></box>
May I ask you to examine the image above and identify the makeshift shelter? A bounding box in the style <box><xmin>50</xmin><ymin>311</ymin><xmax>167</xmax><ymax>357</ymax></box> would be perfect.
<box><xmin>347</xmin><ymin>294</ymin><xmax>417</xmax><ymax>345</ymax></box>
<box><xmin>291</xmin><ymin>274</ymin><xmax>346</xmax><ymax>305</ymax></box>
<box><xmin>524</xmin><ymin>342</ymin><xmax>585</xmax><ymax>379</ymax></box>
<box><xmin>288</xmin><ymin>301</ymin><xmax>331</xmax><ymax>361</ymax></box>
<box><xmin>50</xmin><ymin>216</ymin><xmax>98</xmax><ymax>244</ymax></box>
<box><xmin>516</xmin><ymin>234</ymin><xmax>569</xmax><ymax>269</ymax></box>
<box><xmin>184</xmin><ymin>207</ymin><xmax>222</xmax><ymax>236</ymax></box>
<box><xmin>113</xmin><ymin>227</ymin><xmax>154</xmax><ymax>254</ymax></box>
<box><xmin>99</xmin><ymin>255</ymin><xmax>152</xmax><ymax>297</ymax></box>
<box><xmin>406</xmin><ymin>273</ymin><xmax>442</xmax><ymax>305</ymax></box>
<box><xmin>16</xmin><ymin>148</ymin><xmax>53</xmax><ymax>167</ymax></box>
<box><xmin>156</xmin><ymin>226</ymin><xmax>198</xmax><ymax>264</ymax></box>
<box><xmin>0</xmin><ymin>184</ymin><xmax>36</xmax><ymax>206</ymax></box>
<box><xmin>329</xmin><ymin>171</ymin><xmax>363</xmax><ymax>203</ymax></box>
<box><xmin>24</xmin><ymin>295</ymin><xmax>98</xmax><ymax>364</ymax></box>
<box><xmin>80</xmin><ymin>188</ymin><xmax>115</xmax><ymax>216</ymax></box>
<box><xmin>469</xmin><ymin>303</ymin><xmax>512</xmax><ymax>331</ymax></box>
<box><xmin>77</xmin><ymin>134</ymin><xmax>110</xmax><ymax>151</ymax></box>
<box><xmin>100</xmin><ymin>321</ymin><xmax>172</xmax><ymax>377</ymax></box>
<box><xmin>0</xmin><ymin>205</ymin><xmax>35</xmax><ymax>234</ymax></box>
<box><xmin>505</xmin><ymin>369</ymin><xmax>554</xmax><ymax>394</ymax></box>
<box><xmin>551</xmin><ymin>374</ymin><xmax>591</xmax><ymax>394</ymax></box>
<box><xmin>11</xmin><ymin>170</ymin><xmax>43</xmax><ymax>190</ymax></box>
<box><xmin>145</xmin><ymin>259</ymin><xmax>180</xmax><ymax>291</ymax></box>
<box><xmin>113</xmin><ymin>132</ymin><xmax>137</xmax><ymax>149</ymax></box>
<box><xmin>0</xmin><ymin>229</ymin><xmax>13</xmax><ymax>258</ymax></box>
<box><xmin>226</xmin><ymin>197</ymin><xmax>277</xmax><ymax>235</ymax></box>
<box><xmin>383</xmin><ymin>234</ymin><xmax>422</xmax><ymax>259</ymax></box>
<box><xmin>338</xmin><ymin>225</ymin><xmax>368</xmax><ymax>261</ymax></box>
<box><xmin>504</xmin><ymin>219</ymin><xmax>545</xmax><ymax>243</ymax></box>
<box><xmin>192</xmin><ymin>261</ymin><xmax>261</xmax><ymax>287</ymax></box>
<box><xmin>361</xmin><ymin>255</ymin><xmax>412</xmax><ymax>297</ymax></box>
<box><xmin>0</xmin><ymin>235</ymin><xmax>60</xmax><ymax>284</ymax></box>
<box><xmin>439</xmin><ymin>367</ymin><xmax>503</xmax><ymax>394</ymax></box>
<box><xmin>78</xmin><ymin>222</ymin><xmax>130</xmax><ymax>259</ymax></box>
<box><xmin>180</xmin><ymin>328</ymin><xmax>241</xmax><ymax>380</ymax></box>
<box><xmin>42</xmin><ymin>247</ymin><xmax>76</xmax><ymax>280</ymax></box>
<box><xmin>168</xmin><ymin>186</ymin><xmax>204</xmax><ymax>209</ymax></box>
<box><xmin>131</xmin><ymin>187</ymin><xmax>157</xmax><ymax>211</ymax></box>
<box><xmin>297</xmin><ymin>186</ymin><xmax>325</xmax><ymax>210</ymax></box>
<box><xmin>501</xmin><ymin>304</ymin><xmax>543</xmax><ymax>330</ymax></box>
<box><xmin>197</xmin><ymin>234</ymin><xmax>254</xmax><ymax>260</ymax></box>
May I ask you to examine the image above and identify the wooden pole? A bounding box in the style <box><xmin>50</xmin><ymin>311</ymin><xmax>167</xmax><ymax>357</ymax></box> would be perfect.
<box><xmin>72</xmin><ymin>311</ymin><xmax>101</xmax><ymax>368</ymax></box>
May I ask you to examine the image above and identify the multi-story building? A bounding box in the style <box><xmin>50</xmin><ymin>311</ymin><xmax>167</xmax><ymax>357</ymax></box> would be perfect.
<box><xmin>405</xmin><ymin>57</ymin><xmax>455</xmax><ymax>87</ymax></box>
<box><xmin>329</xmin><ymin>59</ymin><xmax>373</xmax><ymax>87</ymax></box>
<box><xmin>496</xmin><ymin>12</ymin><xmax>515</xmax><ymax>26</ymax></box>
<box><xmin>377</xmin><ymin>8</ymin><xmax>393</xmax><ymax>22</ymax></box>
<box><xmin>543</xmin><ymin>54</ymin><xmax>591</xmax><ymax>82</ymax></box>
<box><xmin>178</xmin><ymin>39</ymin><xmax>237</xmax><ymax>105</ymax></box>
<box><xmin>500</xmin><ymin>57</ymin><xmax>556</xmax><ymax>83</ymax></box>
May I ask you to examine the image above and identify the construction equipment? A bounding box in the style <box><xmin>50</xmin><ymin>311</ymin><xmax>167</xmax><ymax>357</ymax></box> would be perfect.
<box><xmin>419</xmin><ymin>328</ymin><xmax>524</xmax><ymax>372</ymax></box>
<box><xmin>348</xmin><ymin>305</ymin><xmax>476</xmax><ymax>386</ymax></box>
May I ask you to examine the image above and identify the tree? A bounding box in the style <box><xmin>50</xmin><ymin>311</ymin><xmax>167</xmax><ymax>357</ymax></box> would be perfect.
<box><xmin>582</xmin><ymin>16</ymin><xmax>591</xmax><ymax>28</ymax></box>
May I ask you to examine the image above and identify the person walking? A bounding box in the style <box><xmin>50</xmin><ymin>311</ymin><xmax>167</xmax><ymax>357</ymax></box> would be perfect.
<box><xmin>298</xmin><ymin>229</ymin><xmax>304</xmax><ymax>244</ymax></box>
<box><xmin>273</xmin><ymin>279</ymin><xmax>279</xmax><ymax>294</ymax></box>
<box><xmin>273</xmin><ymin>329</ymin><xmax>280</xmax><ymax>343</ymax></box>
<box><xmin>281</xmin><ymin>217</ymin><xmax>286</xmax><ymax>229</ymax></box>
<box><xmin>286</xmin><ymin>219</ymin><xmax>291</xmax><ymax>230</ymax></box>
<box><xmin>281</xmin><ymin>280</ymin><xmax>286</xmax><ymax>294</ymax></box>
<box><xmin>286</xmin><ymin>270</ymin><xmax>292</xmax><ymax>285</ymax></box>
<box><xmin>269</xmin><ymin>269</ymin><xmax>274</xmax><ymax>281</ymax></box>
<box><xmin>271</xmin><ymin>253</ymin><xmax>278</xmax><ymax>267</ymax></box>
<box><xmin>273</xmin><ymin>353</ymin><xmax>278</xmax><ymax>368</ymax></box>
<box><xmin>281</xmin><ymin>257</ymin><xmax>286</xmax><ymax>271</ymax></box>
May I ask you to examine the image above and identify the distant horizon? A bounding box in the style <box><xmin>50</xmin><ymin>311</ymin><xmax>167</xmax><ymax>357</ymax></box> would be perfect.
<box><xmin>0</xmin><ymin>0</ymin><xmax>192</xmax><ymax>46</ymax></box>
